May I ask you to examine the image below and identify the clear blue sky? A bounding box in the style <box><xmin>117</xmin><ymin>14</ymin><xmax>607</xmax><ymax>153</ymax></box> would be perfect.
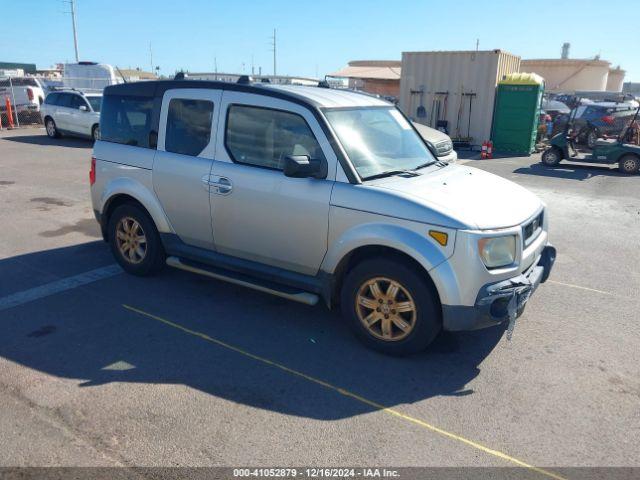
<box><xmin>2</xmin><ymin>0</ymin><xmax>636</xmax><ymax>81</ymax></box>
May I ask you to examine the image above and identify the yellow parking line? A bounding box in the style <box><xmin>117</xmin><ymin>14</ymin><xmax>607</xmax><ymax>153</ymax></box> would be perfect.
<box><xmin>122</xmin><ymin>304</ymin><xmax>567</xmax><ymax>480</ymax></box>
<box><xmin>547</xmin><ymin>280</ymin><xmax>614</xmax><ymax>296</ymax></box>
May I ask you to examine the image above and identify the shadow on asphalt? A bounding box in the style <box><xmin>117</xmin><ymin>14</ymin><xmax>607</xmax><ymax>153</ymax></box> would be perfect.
<box><xmin>1</xmin><ymin>134</ymin><xmax>93</xmax><ymax>149</ymax></box>
<box><xmin>514</xmin><ymin>162</ymin><xmax>628</xmax><ymax>181</ymax></box>
<box><xmin>0</xmin><ymin>241</ymin><xmax>507</xmax><ymax>420</ymax></box>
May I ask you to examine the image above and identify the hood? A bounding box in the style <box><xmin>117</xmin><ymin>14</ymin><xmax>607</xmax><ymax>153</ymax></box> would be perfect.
<box><xmin>370</xmin><ymin>164</ymin><xmax>542</xmax><ymax>230</ymax></box>
<box><xmin>412</xmin><ymin>122</ymin><xmax>450</xmax><ymax>144</ymax></box>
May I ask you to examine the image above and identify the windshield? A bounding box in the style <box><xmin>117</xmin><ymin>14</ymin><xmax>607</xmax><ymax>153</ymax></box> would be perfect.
<box><xmin>324</xmin><ymin>107</ymin><xmax>436</xmax><ymax>180</ymax></box>
<box><xmin>87</xmin><ymin>96</ymin><xmax>102</xmax><ymax>112</ymax></box>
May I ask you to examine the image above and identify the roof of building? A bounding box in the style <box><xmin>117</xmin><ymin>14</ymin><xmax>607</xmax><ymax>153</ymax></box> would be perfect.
<box><xmin>116</xmin><ymin>68</ymin><xmax>157</xmax><ymax>79</ymax></box>
<box><xmin>104</xmin><ymin>80</ymin><xmax>390</xmax><ymax>108</ymax></box>
<box><xmin>328</xmin><ymin>60</ymin><xmax>401</xmax><ymax>81</ymax></box>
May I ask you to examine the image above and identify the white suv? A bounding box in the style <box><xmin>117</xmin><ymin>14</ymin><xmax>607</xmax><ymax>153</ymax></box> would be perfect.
<box><xmin>41</xmin><ymin>90</ymin><xmax>102</xmax><ymax>141</ymax></box>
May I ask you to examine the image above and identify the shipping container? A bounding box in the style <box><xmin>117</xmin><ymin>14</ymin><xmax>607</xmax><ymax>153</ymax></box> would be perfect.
<box><xmin>399</xmin><ymin>50</ymin><xmax>520</xmax><ymax>149</ymax></box>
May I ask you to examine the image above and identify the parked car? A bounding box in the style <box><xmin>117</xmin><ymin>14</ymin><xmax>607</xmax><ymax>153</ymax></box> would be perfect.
<box><xmin>572</xmin><ymin>102</ymin><xmax>638</xmax><ymax>148</ymax></box>
<box><xmin>41</xmin><ymin>90</ymin><xmax>102</xmax><ymax>141</ymax></box>
<box><xmin>0</xmin><ymin>76</ymin><xmax>46</xmax><ymax>122</ymax></box>
<box><xmin>412</xmin><ymin>122</ymin><xmax>458</xmax><ymax>163</ymax></box>
<box><xmin>91</xmin><ymin>80</ymin><xmax>555</xmax><ymax>355</ymax></box>
<box><xmin>541</xmin><ymin>99</ymin><xmax>570</xmax><ymax>119</ymax></box>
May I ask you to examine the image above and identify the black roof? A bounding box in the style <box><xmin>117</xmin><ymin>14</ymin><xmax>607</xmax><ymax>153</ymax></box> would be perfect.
<box><xmin>103</xmin><ymin>80</ymin><xmax>322</xmax><ymax>109</ymax></box>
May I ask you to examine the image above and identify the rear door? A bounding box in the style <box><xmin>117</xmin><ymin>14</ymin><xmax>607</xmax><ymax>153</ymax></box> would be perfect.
<box><xmin>153</xmin><ymin>88</ymin><xmax>222</xmax><ymax>250</ymax></box>
<box><xmin>54</xmin><ymin>93</ymin><xmax>73</xmax><ymax>130</ymax></box>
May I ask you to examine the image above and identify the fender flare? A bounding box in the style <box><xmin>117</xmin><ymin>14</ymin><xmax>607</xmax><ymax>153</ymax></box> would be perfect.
<box><xmin>100</xmin><ymin>177</ymin><xmax>173</xmax><ymax>234</ymax></box>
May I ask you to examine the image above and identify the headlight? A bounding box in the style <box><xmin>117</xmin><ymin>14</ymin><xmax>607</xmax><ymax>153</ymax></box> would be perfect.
<box><xmin>478</xmin><ymin>235</ymin><xmax>516</xmax><ymax>268</ymax></box>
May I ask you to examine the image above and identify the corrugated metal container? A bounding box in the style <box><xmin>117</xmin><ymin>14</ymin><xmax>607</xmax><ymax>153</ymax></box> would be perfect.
<box><xmin>399</xmin><ymin>50</ymin><xmax>520</xmax><ymax>148</ymax></box>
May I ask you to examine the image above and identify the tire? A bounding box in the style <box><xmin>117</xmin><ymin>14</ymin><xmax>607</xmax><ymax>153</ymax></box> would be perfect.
<box><xmin>618</xmin><ymin>154</ymin><xmax>640</xmax><ymax>175</ymax></box>
<box><xmin>45</xmin><ymin>117</ymin><xmax>60</xmax><ymax>138</ymax></box>
<box><xmin>340</xmin><ymin>258</ymin><xmax>441</xmax><ymax>355</ymax></box>
<box><xmin>92</xmin><ymin>124</ymin><xmax>100</xmax><ymax>142</ymax></box>
<box><xmin>541</xmin><ymin>147</ymin><xmax>562</xmax><ymax>166</ymax></box>
<box><xmin>586</xmin><ymin>129</ymin><xmax>598</xmax><ymax>149</ymax></box>
<box><xmin>107</xmin><ymin>204</ymin><xmax>165</xmax><ymax>276</ymax></box>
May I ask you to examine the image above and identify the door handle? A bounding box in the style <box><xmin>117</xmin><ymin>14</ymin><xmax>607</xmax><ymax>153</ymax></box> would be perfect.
<box><xmin>204</xmin><ymin>176</ymin><xmax>233</xmax><ymax>195</ymax></box>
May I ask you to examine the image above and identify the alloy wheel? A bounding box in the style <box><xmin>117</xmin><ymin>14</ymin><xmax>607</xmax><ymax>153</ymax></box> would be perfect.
<box><xmin>115</xmin><ymin>216</ymin><xmax>147</xmax><ymax>264</ymax></box>
<box><xmin>46</xmin><ymin>120</ymin><xmax>55</xmax><ymax>137</ymax></box>
<box><xmin>355</xmin><ymin>277</ymin><xmax>417</xmax><ymax>341</ymax></box>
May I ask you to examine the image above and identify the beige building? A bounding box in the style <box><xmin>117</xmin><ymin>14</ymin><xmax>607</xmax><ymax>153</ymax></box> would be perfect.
<box><xmin>520</xmin><ymin>58</ymin><xmax>623</xmax><ymax>92</ymax></box>
<box><xmin>328</xmin><ymin>61</ymin><xmax>401</xmax><ymax>97</ymax></box>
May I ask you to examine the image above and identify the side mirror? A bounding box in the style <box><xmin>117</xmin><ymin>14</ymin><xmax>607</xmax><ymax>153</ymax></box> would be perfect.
<box><xmin>79</xmin><ymin>105</ymin><xmax>88</xmax><ymax>112</ymax></box>
<box><xmin>283</xmin><ymin>155</ymin><xmax>327</xmax><ymax>179</ymax></box>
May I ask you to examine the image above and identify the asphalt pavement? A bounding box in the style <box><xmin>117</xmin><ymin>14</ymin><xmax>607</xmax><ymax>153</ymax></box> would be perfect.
<box><xmin>0</xmin><ymin>129</ymin><xmax>638</xmax><ymax>475</ymax></box>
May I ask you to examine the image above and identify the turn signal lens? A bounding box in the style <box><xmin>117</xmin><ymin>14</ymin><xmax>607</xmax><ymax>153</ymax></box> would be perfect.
<box><xmin>429</xmin><ymin>230</ymin><xmax>448</xmax><ymax>246</ymax></box>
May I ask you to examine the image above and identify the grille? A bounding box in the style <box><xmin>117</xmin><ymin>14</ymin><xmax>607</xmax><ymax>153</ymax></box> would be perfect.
<box><xmin>523</xmin><ymin>211</ymin><xmax>543</xmax><ymax>246</ymax></box>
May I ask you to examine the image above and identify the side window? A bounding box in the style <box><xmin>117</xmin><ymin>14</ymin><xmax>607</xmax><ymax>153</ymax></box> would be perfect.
<box><xmin>69</xmin><ymin>95</ymin><xmax>88</xmax><ymax>109</ymax></box>
<box><xmin>225</xmin><ymin>105</ymin><xmax>325</xmax><ymax>170</ymax></box>
<box><xmin>57</xmin><ymin>94</ymin><xmax>72</xmax><ymax>108</ymax></box>
<box><xmin>165</xmin><ymin>98</ymin><xmax>214</xmax><ymax>156</ymax></box>
<box><xmin>45</xmin><ymin>93</ymin><xmax>59</xmax><ymax>105</ymax></box>
<box><xmin>100</xmin><ymin>95</ymin><xmax>154</xmax><ymax>148</ymax></box>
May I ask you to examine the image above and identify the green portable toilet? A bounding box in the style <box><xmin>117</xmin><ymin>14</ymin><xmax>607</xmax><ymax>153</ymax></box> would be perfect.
<box><xmin>491</xmin><ymin>73</ymin><xmax>544</xmax><ymax>155</ymax></box>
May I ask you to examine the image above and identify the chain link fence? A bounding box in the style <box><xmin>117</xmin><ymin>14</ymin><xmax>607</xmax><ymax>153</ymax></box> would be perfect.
<box><xmin>0</xmin><ymin>74</ymin><xmax>135</xmax><ymax>130</ymax></box>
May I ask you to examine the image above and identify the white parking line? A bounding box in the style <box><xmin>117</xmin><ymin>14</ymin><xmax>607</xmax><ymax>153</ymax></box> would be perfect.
<box><xmin>547</xmin><ymin>279</ymin><xmax>614</xmax><ymax>296</ymax></box>
<box><xmin>0</xmin><ymin>264</ymin><xmax>122</xmax><ymax>312</ymax></box>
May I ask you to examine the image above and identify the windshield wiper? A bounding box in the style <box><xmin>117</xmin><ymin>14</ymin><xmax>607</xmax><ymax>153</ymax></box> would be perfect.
<box><xmin>413</xmin><ymin>160</ymin><xmax>440</xmax><ymax>170</ymax></box>
<box><xmin>362</xmin><ymin>169</ymin><xmax>422</xmax><ymax>181</ymax></box>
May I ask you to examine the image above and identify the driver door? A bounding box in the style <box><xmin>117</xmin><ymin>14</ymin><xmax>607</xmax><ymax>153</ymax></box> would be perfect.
<box><xmin>209</xmin><ymin>92</ymin><xmax>337</xmax><ymax>276</ymax></box>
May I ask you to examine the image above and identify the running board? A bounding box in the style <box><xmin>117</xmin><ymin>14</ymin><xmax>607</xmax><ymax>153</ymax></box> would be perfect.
<box><xmin>166</xmin><ymin>256</ymin><xmax>319</xmax><ymax>306</ymax></box>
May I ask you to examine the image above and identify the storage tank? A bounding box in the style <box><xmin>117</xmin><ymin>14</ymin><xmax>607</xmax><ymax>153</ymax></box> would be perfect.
<box><xmin>606</xmin><ymin>67</ymin><xmax>625</xmax><ymax>92</ymax></box>
<box><xmin>520</xmin><ymin>59</ymin><xmax>610</xmax><ymax>92</ymax></box>
<box><xmin>399</xmin><ymin>50</ymin><xmax>520</xmax><ymax>148</ymax></box>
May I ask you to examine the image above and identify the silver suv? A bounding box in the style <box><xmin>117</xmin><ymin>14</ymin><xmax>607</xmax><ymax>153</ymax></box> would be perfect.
<box><xmin>91</xmin><ymin>80</ymin><xmax>555</xmax><ymax>355</ymax></box>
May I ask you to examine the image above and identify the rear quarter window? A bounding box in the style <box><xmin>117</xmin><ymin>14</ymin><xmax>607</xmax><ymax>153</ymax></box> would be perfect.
<box><xmin>100</xmin><ymin>95</ymin><xmax>154</xmax><ymax>148</ymax></box>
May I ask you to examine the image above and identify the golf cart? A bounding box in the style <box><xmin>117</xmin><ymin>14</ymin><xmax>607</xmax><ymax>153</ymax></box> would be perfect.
<box><xmin>541</xmin><ymin>101</ymin><xmax>640</xmax><ymax>174</ymax></box>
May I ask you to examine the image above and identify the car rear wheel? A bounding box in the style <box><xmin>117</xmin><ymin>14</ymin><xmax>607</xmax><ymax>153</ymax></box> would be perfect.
<box><xmin>108</xmin><ymin>204</ymin><xmax>165</xmax><ymax>276</ymax></box>
<box><xmin>542</xmin><ymin>147</ymin><xmax>562</xmax><ymax>166</ymax></box>
<box><xmin>92</xmin><ymin>124</ymin><xmax>100</xmax><ymax>142</ymax></box>
<box><xmin>341</xmin><ymin>258</ymin><xmax>441</xmax><ymax>355</ymax></box>
<box><xmin>45</xmin><ymin>117</ymin><xmax>60</xmax><ymax>138</ymax></box>
<box><xmin>619</xmin><ymin>155</ymin><xmax>640</xmax><ymax>175</ymax></box>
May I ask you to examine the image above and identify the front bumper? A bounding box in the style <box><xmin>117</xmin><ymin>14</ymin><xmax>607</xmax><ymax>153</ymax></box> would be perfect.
<box><xmin>442</xmin><ymin>245</ymin><xmax>556</xmax><ymax>331</ymax></box>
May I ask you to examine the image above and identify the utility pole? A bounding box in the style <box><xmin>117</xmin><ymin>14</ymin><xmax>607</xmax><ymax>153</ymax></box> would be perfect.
<box><xmin>149</xmin><ymin>42</ymin><xmax>153</xmax><ymax>73</ymax></box>
<box><xmin>64</xmin><ymin>0</ymin><xmax>80</xmax><ymax>62</ymax></box>
<box><xmin>270</xmin><ymin>28</ymin><xmax>277</xmax><ymax>76</ymax></box>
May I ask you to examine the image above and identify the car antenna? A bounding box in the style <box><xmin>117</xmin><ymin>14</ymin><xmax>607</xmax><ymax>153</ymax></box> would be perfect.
<box><xmin>116</xmin><ymin>66</ymin><xmax>128</xmax><ymax>84</ymax></box>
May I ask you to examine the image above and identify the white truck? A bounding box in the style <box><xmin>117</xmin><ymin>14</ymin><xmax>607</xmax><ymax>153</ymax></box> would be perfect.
<box><xmin>0</xmin><ymin>77</ymin><xmax>46</xmax><ymax>122</ymax></box>
<box><xmin>63</xmin><ymin>62</ymin><xmax>121</xmax><ymax>90</ymax></box>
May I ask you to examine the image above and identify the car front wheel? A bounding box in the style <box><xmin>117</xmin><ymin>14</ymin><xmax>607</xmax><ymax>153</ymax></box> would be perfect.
<box><xmin>542</xmin><ymin>147</ymin><xmax>562</xmax><ymax>166</ymax></box>
<box><xmin>108</xmin><ymin>204</ymin><xmax>165</xmax><ymax>276</ymax></box>
<box><xmin>341</xmin><ymin>258</ymin><xmax>441</xmax><ymax>355</ymax></box>
<box><xmin>45</xmin><ymin>118</ymin><xmax>60</xmax><ymax>138</ymax></box>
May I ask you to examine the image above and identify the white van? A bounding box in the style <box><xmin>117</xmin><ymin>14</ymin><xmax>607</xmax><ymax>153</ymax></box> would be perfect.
<box><xmin>63</xmin><ymin>62</ymin><xmax>121</xmax><ymax>90</ymax></box>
